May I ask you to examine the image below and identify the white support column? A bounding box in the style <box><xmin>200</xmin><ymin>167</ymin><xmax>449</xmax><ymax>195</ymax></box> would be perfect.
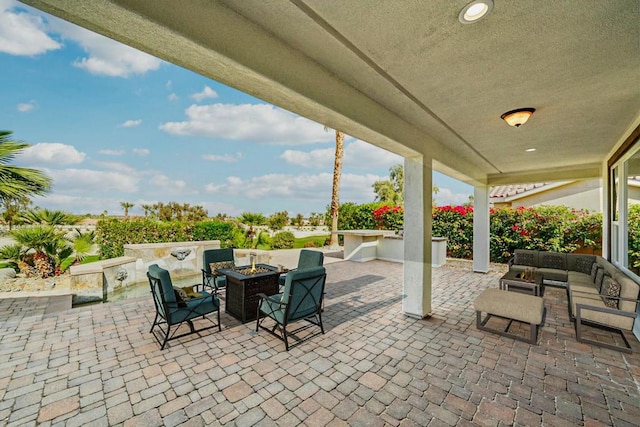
<box><xmin>473</xmin><ymin>186</ymin><xmax>490</xmax><ymax>273</ymax></box>
<box><xmin>403</xmin><ymin>156</ymin><xmax>432</xmax><ymax>318</ymax></box>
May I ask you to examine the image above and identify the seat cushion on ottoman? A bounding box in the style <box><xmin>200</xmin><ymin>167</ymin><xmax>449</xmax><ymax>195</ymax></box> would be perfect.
<box><xmin>474</xmin><ymin>288</ymin><xmax>545</xmax><ymax>344</ymax></box>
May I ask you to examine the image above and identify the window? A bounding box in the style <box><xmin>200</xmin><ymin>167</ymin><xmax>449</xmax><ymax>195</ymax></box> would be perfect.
<box><xmin>609</xmin><ymin>130</ymin><xmax>640</xmax><ymax>279</ymax></box>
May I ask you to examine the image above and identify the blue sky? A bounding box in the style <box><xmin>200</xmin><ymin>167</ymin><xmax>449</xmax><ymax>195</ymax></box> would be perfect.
<box><xmin>0</xmin><ymin>0</ymin><xmax>472</xmax><ymax>217</ymax></box>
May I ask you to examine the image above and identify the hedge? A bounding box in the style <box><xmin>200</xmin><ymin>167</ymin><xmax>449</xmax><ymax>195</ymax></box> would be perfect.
<box><xmin>433</xmin><ymin>205</ymin><xmax>602</xmax><ymax>263</ymax></box>
<box><xmin>97</xmin><ymin>219</ymin><xmax>236</xmax><ymax>258</ymax></box>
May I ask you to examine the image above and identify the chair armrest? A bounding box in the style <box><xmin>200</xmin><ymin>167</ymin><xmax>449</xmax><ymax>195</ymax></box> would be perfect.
<box><xmin>256</xmin><ymin>292</ymin><xmax>286</xmax><ymax>306</ymax></box>
<box><xmin>508</xmin><ymin>257</ymin><xmax>515</xmax><ymax>268</ymax></box>
<box><xmin>571</xmin><ymin>290</ymin><xmax>639</xmax><ymax>313</ymax></box>
<box><xmin>575</xmin><ymin>302</ymin><xmax>637</xmax><ymax>320</ymax></box>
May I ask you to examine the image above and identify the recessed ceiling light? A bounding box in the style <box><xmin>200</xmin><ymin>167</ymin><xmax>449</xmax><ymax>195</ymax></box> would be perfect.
<box><xmin>525</xmin><ymin>148</ymin><xmax>537</xmax><ymax>152</ymax></box>
<box><xmin>459</xmin><ymin>0</ymin><xmax>494</xmax><ymax>24</ymax></box>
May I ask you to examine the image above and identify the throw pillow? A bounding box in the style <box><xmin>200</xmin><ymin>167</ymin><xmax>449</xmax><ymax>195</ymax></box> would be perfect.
<box><xmin>594</xmin><ymin>269</ymin><xmax>607</xmax><ymax>291</ymax></box>
<box><xmin>574</xmin><ymin>257</ymin><xmax>594</xmax><ymax>275</ymax></box>
<box><xmin>209</xmin><ymin>261</ymin><xmax>235</xmax><ymax>276</ymax></box>
<box><xmin>514</xmin><ymin>251</ymin><xmax>536</xmax><ymax>267</ymax></box>
<box><xmin>590</xmin><ymin>263</ymin><xmax>599</xmax><ymax>281</ymax></box>
<box><xmin>173</xmin><ymin>286</ymin><xmax>188</xmax><ymax>307</ymax></box>
<box><xmin>181</xmin><ymin>285</ymin><xmax>204</xmax><ymax>299</ymax></box>
<box><xmin>601</xmin><ymin>277</ymin><xmax>621</xmax><ymax>308</ymax></box>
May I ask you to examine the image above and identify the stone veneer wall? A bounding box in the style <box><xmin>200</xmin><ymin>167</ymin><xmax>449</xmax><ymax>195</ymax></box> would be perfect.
<box><xmin>70</xmin><ymin>240</ymin><xmax>221</xmax><ymax>302</ymax></box>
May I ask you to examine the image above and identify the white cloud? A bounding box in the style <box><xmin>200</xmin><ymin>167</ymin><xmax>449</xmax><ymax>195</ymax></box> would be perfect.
<box><xmin>345</xmin><ymin>140</ymin><xmax>402</xmax><ymax>168</ymax></box>
<box><xmin>280</xmin><ymin>147</ymin><xmax>334</xmax><ymax>168</ymax></box>
<box><xmin>434</xmin><ymin>188</ymin><xmax>472</xmax><ymax>206</ymax></box>
<box><xmin>133</xmin><ymin>148</ymin><xmax>150</xmax><ymax>156</ymax></box>
<box><xmin>281</xmin><ymin>139</ymin><xmax>403</xmax><ymax>169</ymax></box>
<box><xmin>47</xmin><ymin>168</ymin><xmax>139</xmax><ymax>193</ymax></box>
<box><xmin>205</xmin><ymin>172</ymin><xmax>383</xmax><ymax>204</ymax></box>
<box><xmin>159</xmin><ymin>103</ymin><xmax>330</xmax><ymax>145</ymax></box>
<box><xmin>99</xmin><ymin>149</ymin><xmax>124</xmax><ymax>156</ymax></box>
<box><xmin>168</xmin><ymin>93</ymin><xmax>179</xmax><ymax>101</ymax></box>
<box><xmin>120</xmin><ymin>119</ymin><xmax>142</xmax><ymax>128</ymax></box>
<box><xmin>31</xmin><ymin>194</ymin><xmax>119</xmax><ymax>215</ymax></box>
<box><xmin>0</xmin><ymin>1</ymin><xmax>62</xmax><ymax>56</ymax></box>
<box><xmin>191</xmin><ymin>86</ymin><xmax>218</xmax><ymax>102</ymax></box>
<box><xmin>202</xmin><ymin>152</ymin><xmax>243</xmax><ymax>163</ymax></box>
<box><xmin>148</xmin><ymin>173</ymin><xmax>191</xmax><ymax>195</ymax></box>
<box><xmin>166</xmin><ymin>80</ymin><xmax>173</xmax><ymax>90</ymax></box>
<box><xmin>92</xmin><ymin>160</ymin><xmax>136</xmax><ymax>173</ymax></box>
<box><xmin>17</xmin><ymin>100</ymin><xmax>37</xmax><ymax>112</ymax></box>
<box><xmin>46</xmin><ymin>18</ymin><xmax>161</xmax><ymax>77</ymax></box>
<box><xmin>17</xmin><ymin>143</ymin><xmax>86</xmax><ymax>165</ymax></box>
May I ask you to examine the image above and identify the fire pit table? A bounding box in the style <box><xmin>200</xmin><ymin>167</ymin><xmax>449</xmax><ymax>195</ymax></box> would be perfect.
<box><xmin>218</xmin><ymin>264</ymin><xmax>281</xmax><ymax>323</ymax></box>
<box><xmin>499</xmin><ymin>269</ymin><xmax>544</xmax><ymax>296</ymax></box>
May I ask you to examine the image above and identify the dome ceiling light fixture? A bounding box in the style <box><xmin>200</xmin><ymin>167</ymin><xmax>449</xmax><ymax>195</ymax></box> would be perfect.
<box><xmin>458</xmin><ymin>0</ymin><xmax>494</xmax><ymax>24</ymax></box>
<box><xmin>501</xmin><ymin>108</ymin><xmax>536</xmax><ymax>128</ymax></box>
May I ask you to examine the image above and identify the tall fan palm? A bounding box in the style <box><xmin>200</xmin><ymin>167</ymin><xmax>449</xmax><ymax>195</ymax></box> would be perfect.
<box><xmin>329</xmin><ymin>129</ymin><xmax>344</xmax><ymax>248</ymax></box>
<box><xmin>0</xmin><ymin>131</ymin><xmax>51</xmax><ymax>200</ymax></box>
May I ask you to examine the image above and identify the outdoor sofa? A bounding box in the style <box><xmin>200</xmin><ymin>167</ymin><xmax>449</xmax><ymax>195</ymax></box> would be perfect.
<box><xmin>508</xmin><ymin>249</ymin><xmax>640</xmax><ymax>352</ymax></box>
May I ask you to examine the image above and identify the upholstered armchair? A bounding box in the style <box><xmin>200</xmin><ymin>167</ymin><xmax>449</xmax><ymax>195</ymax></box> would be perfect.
<box><xmin>256</xmin><ymin>266</ymin><xmax>326</xmax><ymax>350</ymax></box>
<box><xmin>278</xmin><ymin>249</ymin><xmax>324</xmax><ymax>288</ymax></box>
<box><xmin>147</xmin><ymin>264</ymin><xmax>221</xmax><ymax>349</ymax></box>
<box><xmin>202</xmin><ymin>248</ymin><xmax>235</xmax><ymax>293</ymax></box>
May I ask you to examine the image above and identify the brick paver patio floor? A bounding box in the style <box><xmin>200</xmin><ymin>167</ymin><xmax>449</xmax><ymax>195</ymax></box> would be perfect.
<box><xmin>1</xmin><ymin>260</ymin><xmax>640</xmax><ymax>426</ymax></box>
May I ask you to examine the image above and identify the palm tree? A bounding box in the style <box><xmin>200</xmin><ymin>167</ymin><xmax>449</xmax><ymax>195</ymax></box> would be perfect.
<box><xmin>11</xmin><ymin>225</ymin><xmax>64</xmax><ymax>278</ymax></box>
<box><xmin>120</xmin><ymin>202</ymin><xmax>134</xmax><ymax>217</ymax></box>
<box><xmin>66</xmin><ymin>228</ymin><xmax>96</xmax><ymax>265</ymax></box>
<box><xmin>19</xmin><ymin>208</ymin><xmax>78</xmax><ymax>225</ymax></box>
<box><xmin>141</xmin><ymin>204</ymin><xmax>153</xmax><ymax>217</ymax></box>
<box><xmin>329</xmin><ymin>129</ymin><xmax>344</xmax><ymax>248</ymax></box>
<box><xmin>0</xmin><ymin>131</ymin><xmax>51</xmax><ymax>200</ymax></box>
<box><xmin>238</xmin><ymin>212</ymin><xmax>266</xmax><ymax>244</ymax></box>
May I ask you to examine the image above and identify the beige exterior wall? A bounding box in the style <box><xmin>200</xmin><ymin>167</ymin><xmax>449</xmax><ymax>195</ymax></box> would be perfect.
<box><xmin>493</xmin><ymin>179</ymin><xmax>603</xmax><ymax>212</ymax></box>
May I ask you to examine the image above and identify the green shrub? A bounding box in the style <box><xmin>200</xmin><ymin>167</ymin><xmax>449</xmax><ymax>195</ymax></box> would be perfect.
<box><xmin>97</xmin><ymin>218</ymin><xmax>191</xmax><ymax>258</ymax></box>
<box><xmin>432</xmin><ymin>205</ymin><xmax>603</xmax><ymax>263</ymax></box>
<box><xmin>329</xmin><ymin>201</ymin><xmax>386</xmax><ymax>230</ymax></box>
<box><xmin>628</xmin><ymin>204</ymin><xmax>640</xmax><ymax>275</ymax></box>
<box><xmin>191</xmin><ymin>220</ymin><xmax>235</xmax><ymax>247</ymax></box>
<box><xmin>271</xmin><ymin>231</ymin><xmax>295</xmax><ymax>249</ymax></box>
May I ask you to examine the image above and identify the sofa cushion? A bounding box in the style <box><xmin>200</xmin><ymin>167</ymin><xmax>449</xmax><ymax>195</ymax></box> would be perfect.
<box><xmin>590</xmin><ymin>262</ymin><xmax>599</xmax><ymax>281</ymax></box>
<box><xmin>539</xmin><ymin>252</ymin><xmax>566</xmax><ymax>270</ymax></box>
<box><xmin>566</xmin><ymin>254</ymin><xmax>595</xmax><ymax>275</ymax></box>
<box><xmin>596</xmin><ymin>257</ymin><xmax>618</xmax><ymax>278</ymax></box>
<box><xmin>594</xmin><ymin>268</ymin><xmax>607</xmax><ymax>291</ymax></box>
<box><xmin>568</xmin><ymin>271</ymin><xmax>596</xmax><ymax>288</ymax></box>
<box><xmin>614</xmin><ymin>271</ymin><xmax>640</xmax><ymax>313</ymax></box>
<box><xmin>537</xmin><ymin>268</ymin><xmax>568</xmax><ymax>282</ymax></box>
<box><xmin>514</xmin><ymin>250</ymin><xmax>539</xmax><ymax>267</ymax></box>
<box><xmin>573</xmin><ymin>293</ymin><xmax>635</xmax><ymax>330</ymax></box>
<box><xmin>601</xmin><ymin>276</ymin><xmax>621</xmax><ymax>308</ymax></box>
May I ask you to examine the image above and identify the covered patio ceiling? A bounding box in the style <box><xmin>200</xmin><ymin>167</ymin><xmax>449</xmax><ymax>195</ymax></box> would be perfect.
<box><xmin>22</xmin><ymin>0</ymin><xmax>640</xmax><ymax>187</ymax></box>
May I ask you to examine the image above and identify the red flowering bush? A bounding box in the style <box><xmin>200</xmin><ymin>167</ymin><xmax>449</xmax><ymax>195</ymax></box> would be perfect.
<box><xmin>372</xmin><ymin>205</ymin><xmax>404</xmax><ymax>231</ymax></box>
<box><xmin>433</xmin><ymin>204</ymin><xmax>602</xmax><ymax>263</ymax></box>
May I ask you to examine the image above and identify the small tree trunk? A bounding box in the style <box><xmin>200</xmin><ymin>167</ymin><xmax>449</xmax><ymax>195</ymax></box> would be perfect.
<box><xmin>329</xmin><ymin>130</ymin><xmax>344</xmax><ymax>248</ymax></box>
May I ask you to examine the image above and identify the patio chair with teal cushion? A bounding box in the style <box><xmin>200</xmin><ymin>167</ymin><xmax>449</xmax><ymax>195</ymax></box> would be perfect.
<box><xmin>202</xmin><ymin>248</ymin><xmax>235</xmax><ymax>293</ymax></box>
<box><xmin>256</xmin><ymin>266</ymin><xmax>326</xmax><ymax>350</ymax></box>
<box><xmin>147</xmin><ymin>264</ymin><xmax>221</xmax><ymax>349</ymax></box>
<box><xmin>278</xmin><ymin>249</ymin><xmax>324</xmax><ymax>288</ymax></box>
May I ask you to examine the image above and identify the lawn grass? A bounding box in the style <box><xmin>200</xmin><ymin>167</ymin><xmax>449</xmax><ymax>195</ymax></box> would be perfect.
<box><xmin>293</xmin><ymin>235</ymin><xmax>329</xmax><ymax>249</ymax></box>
